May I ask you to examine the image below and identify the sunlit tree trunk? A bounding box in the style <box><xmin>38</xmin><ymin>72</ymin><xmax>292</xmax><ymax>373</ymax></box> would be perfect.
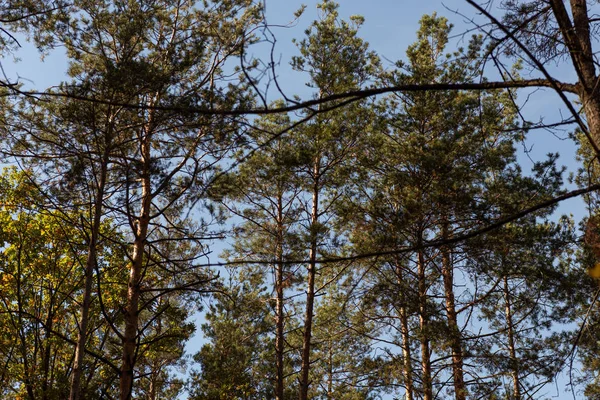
<box><xmin>70</xmin><ymin>134</ymin><xmax>111</xmax><ymax>400</ymax></box>
<box><xmin>503</xmin><ymin>276</ymin><xmax>521</xmax><ymax>400</ymax></box>
<box><xmin>552</xmin><ymin>0</ymin><xmax>600</xmax><ymax>150</ymax></box>
<box><xmin>395</xmin><ymin>261</ymin><xmax>414</xmax><ymax>400</ymax></box>
<box><xmin>120</xmin><ymin>112</ymin><xmax>153</xmax><ymax>400</ymax></box>
<box><xmin>16</xmin><ymin>245</ymin><xmax>35</xmax><ymax>400</ymax></box>
<box><xmin>417</xmin><ymin>249</ymin><xmax>432</xmax><ymax>400</ymax></box>
<box><xmin>440</xmin><ymin>220</ymin><xmax>466</xmax><ymax>400</ymax></box>
<box><xmin>275</xmin><ymin>194</ymin><xmax>285</xmax><ymax>400</ymax></box>
<box><xmin>299</xmin><ymin>162</ymin><xmax>320</xmax><ymax>400</ymax></box>
<box><xmin>42</xmin><ymin>295</ymin><xmax>55</xmax><ymax>400</ymax></box>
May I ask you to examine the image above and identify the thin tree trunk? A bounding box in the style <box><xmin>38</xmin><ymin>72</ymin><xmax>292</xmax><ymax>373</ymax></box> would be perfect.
<box><xmin>275</xmin><ymin>194</ymin><xmax>285</xmax><ymax>400</ymax></box>
<box><xmin>327</xmin><ymin>341</ymin><xmax>333</xmax><ymax>399</ymax></box>
<box><xmin>42</xmin><ymin>297</ymin><xmax>55</xmax><ymax>400</ymax></box>
<box><xmin>148</xmin><ymin>314</ymin><xmax>163</xmax><ymax>400</ymax></box>
<box><xmin>299</xmin><ymin>165</ymin><xmax>320</xmax><ymax>400</ymax></box>
<box><xmin>417</xmin><ymin>249</ymin><xmax>432</xmax><ymax>400</ymax></box>
<box><xmin>395</xmin><ymin>261</ymin><xmax>414</xmax><ymax>400</ymax></box>
<box><xmin>503</xmin><ymin>277</ymin><xmax>521</xmax><ymax>400</ymax></box>
<box><xmin>147</xmin><ymin>358</ymin><xmax>161</xmax><ymax>400</ymax></box>
<box><xmin>148</xmin><ymin>374</ymin><xmax>157</xmax><ymax>400</ymax></box>
<box><xmin>399</xmin><ymin>306</ymin><xmax>414</xmax><ymax>400</ymax></box>
<box><xmin>69</xmin><ymin>149</ymin><xmax>109</xmax><ymax>400</ymax></box>
<box><xmin>440</xmin><ymin>221</ymin><xmax>466</xmax><ymax>400</ymax></box>
<box><xmin>16</xmin><ymin>244</ymin><xmax>35</xmax><ymax>400</ymax></box>
<box><xmin>120</xmin><ymin>120</ymin><xmax>153</xmax><ymax>400</ymax></box>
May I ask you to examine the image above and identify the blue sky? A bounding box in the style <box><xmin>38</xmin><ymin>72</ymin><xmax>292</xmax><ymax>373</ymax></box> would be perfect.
<box><xmin>6</xmin><ymin>0</ymin><xmax>582</xmax><ymax>218</ymax></box>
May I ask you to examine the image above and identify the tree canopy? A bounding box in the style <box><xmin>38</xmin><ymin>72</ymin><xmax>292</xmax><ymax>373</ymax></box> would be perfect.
<box><xmin>0</xmin><ymin>1</ymin><xmax>599</xmax><ymax>399</ymax></box>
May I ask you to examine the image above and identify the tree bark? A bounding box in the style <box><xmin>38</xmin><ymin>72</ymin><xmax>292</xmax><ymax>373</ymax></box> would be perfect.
<box><xmin>395</xmin><ymin>261</ymin><xmax>414</xmax><ymax>400</ymax></box>
<box><xmin>299</xmin><ymin>163</ymin><xmax>320</xmax><ymax>400</ymax></box>
<box><xmin>16</xmin><ymin>245</ymin><xmax>35</xmax><ymax>400</ymax></box>
<box><xmin>275</xmin><ymin>194</ymin><xmax>285</xmax><ymax>400</ymax></box>
<box><xmin>327</xmin><ymin>342</ymin><xmax>333</xmax><ymax>399</ymax></box>
<box><xmin>551</xmin><ymin>0</ymin><xmax>600</xmax><ymax>150</ymax></box>
<box><xmin>503</xmin><ymin>277</ymin><xmax>521</xmax><ymax>400</ymax></box>
<box><xmin>42</xmin><ymin>296</ymin><xmax>55</xmax><ymax>400</ymax></box>
<box><xmin>70</xmin><ymin>145</ymin><xmax>110</xmax><ymax>400</ymax></box>
<box><xmin>440</xmin><ymin>221</ymin><xmax>466</xmax><ymax>400</ymax></box>
<box><xmin>119</xmin><ymin>118</ymin><xmax>153</xmax><ymax>400</ymax></box>
<box><xmin>417</xmin><ymin>249</ymin><xmax>432</xmax><ymax>400</ymax></box>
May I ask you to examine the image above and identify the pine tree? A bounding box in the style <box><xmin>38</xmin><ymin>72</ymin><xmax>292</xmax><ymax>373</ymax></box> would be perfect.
<box><xmin>190</xmin><ymin>268</ymin><xmax>276</xmax><ymax>400</ymax></box>
<box><xmin>308</xmin><ymin>262</ymin><xmax>384</xmax><ymax>400</ymax></box>
<box><xmin>191</xmin><ymin>107</ymin><xmax>303</xmax><ymax>399</ymax></box>
<box><xmin>288</xmin><ymin>3</ymin><xmax>379</xmax><ymax>397</ymax></box>
<box><xmin>3</xmin><ymin>1</ymin><xmax>263</xmax><ymax>398</ymax></box>
<box><xmin>342</xmin><ymin>13</ymin><xmax>572</xmax><ymax>400</ymax></box>
<box><xmin>566</xmin><ymin>132</ymin><xmax>600</xmax><ymax>398</ymax></box>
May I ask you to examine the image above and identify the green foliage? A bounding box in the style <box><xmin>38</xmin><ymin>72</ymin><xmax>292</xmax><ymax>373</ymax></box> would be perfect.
<box><xmin>292</xmin><ymin>0</ymin><xmax>379</xmax><ymax>93</ymax></box>
<box><xmin>0</xmin><ymin>2</ymin><xmax>593</xmax><ymax>399</ymax></box>
<box><xmin>0</xmin><ymin>168</ymin><xmax>107</xmax><ymax>399</ymax></box>
<box><xmin>308</xmin><ymin>267</ymin><xmax>386</xmax><ymax>400</ymax></box>
<box><xmin>189</xmin><ymin>270</ymin><xmax>276</xmax><ymax>400</ymax></box>
<box><xmin>338</xmin><ymin>13</ymin><xmax>576</xmax><ymax>400</ymax></box>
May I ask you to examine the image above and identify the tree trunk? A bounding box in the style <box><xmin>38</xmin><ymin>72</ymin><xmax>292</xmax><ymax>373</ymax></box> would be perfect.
<box><xmin>16</xmin><ymin>245</ymin><xmax>35</xmax><ymax>400</ymax></box>
<box><xmin>440</xmin><ymin>221</ymin><xmax>466</xmax><ymax>400</ymax></box>
<box><xmin>551</xmin><ymin>0</ymin><xmax>600</xmax><ymax>150</ymax></box>
<box><xmin>119</xmin><ymin>121</ymin><xmax>153</xmax><ymax>400</ymax></box>
<box><xmin>417</xmin><ymin>249</ymin><xmax>432</xmax><ymax>400</ymax></box>
<box><xmin>399</xmin><ymin>306</ymin><xmax>414</xmax><ymax>400</ymax></box>
<box><xmin>395</xmin><ymin>261</ymin><xmax>414</xmax><ymax>400</ymax></box>
<box><xmin>148</xmin><ymin>374</ymin><xmax>157</xmax><ymax>400</ymax></box>
<box><xmin>299</xmin><ymin>166</ymin><xmax>320</xmax><ymax>400</ymax></box>
<box><xmin>275</xmin><ymin>194</ymin><xmax>285</xmax><ymax>400</ymax></box>
<box><xmin>69</xmin><ymin>149</ymin><xmax>109</xmax><ymax>400</ymax></box>
<box><xmin>42</xmin><ymin>297</ymin><xmax>55</xmax><ymax>400</ymax></box>
<box><xmin>569</xmin><ymin>0</ymin><xmax>600</xmax><ymax>149</ymax></box>
<box><xmin>327</xmin><ymin>341</ymin><xmax>333</xmax><ymax>399</ymax></box>
<box><xmin>503</xmin><ymin>277</ymin><xmax>521</xmax><ymax>400</ymax></box>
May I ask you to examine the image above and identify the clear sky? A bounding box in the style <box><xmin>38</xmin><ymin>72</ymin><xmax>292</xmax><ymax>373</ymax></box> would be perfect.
<box><xmin>0</xmin><ymin>1</ymin><xmax>586</xmax><ymax>398</ymax></box>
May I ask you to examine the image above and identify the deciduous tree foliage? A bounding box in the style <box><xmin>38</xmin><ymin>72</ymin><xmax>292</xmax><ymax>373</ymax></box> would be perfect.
<box><xmin>0</xmin><ymin>168</ymin><xmax>84</xmax><ymax>400</ymax></box>
<box><xmin>0</xmin><ymin>167</ymin><xmax>126</xmax><ymax>399</ymax></box>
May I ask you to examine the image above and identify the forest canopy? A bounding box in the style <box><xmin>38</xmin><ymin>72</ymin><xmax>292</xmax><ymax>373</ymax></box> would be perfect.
<box><xmin>0</xmin><ymin>1</ymin><xmax>599</xmax><ymax>400</ymax></box>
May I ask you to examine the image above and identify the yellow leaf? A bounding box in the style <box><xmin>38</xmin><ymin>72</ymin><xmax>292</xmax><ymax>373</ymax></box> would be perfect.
<box><xmin>588</xmin><ymin>263</ymin><xmax>600</xmax><ymax>280</ymax></box>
